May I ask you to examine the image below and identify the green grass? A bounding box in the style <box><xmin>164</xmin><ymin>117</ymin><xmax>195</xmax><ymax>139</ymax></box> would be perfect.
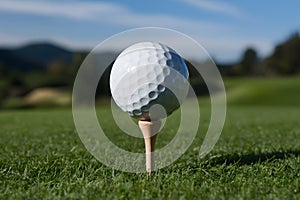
<box><xmin>224</xmin><ymin>76</ymin><xmax>300</xmax><ymax>105</ymax></box>
<box><xmin>0</xmin><ymin>77</ymin><xmax>300</xmax><ymax>199</ymax></box>
<box><xmin>1</xmin><ymin>106</ymin><xmax>299</xmax><ymax>199</ymax></box>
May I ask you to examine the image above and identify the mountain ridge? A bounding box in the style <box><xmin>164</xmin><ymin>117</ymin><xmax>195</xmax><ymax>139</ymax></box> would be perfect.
<box><xmin>0</xmin><ymin>42</ymin><xmax>88</xmax><ymax>71</ymax></box>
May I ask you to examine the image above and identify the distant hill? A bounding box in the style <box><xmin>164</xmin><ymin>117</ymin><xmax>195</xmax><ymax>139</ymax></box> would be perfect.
<box><xmin>0</xmin><ymin>43</ymin><xmax>77</xmax><ymax>71</ymax></box>
<box><xmin>14</xmin><ymin>43</ymin><xmax>73</xmax><ymax>66</ymax></box>
<box><xmin>0</xmin><ymin>48</ymin><xmax>42</xmax><ymax>70</ymax></box>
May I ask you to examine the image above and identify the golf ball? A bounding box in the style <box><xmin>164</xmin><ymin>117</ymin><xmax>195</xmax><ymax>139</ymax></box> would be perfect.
<box><xmin>110</xmin><ymin>42</ymin><xmax>189</xmax><ymax>120</ymax></box>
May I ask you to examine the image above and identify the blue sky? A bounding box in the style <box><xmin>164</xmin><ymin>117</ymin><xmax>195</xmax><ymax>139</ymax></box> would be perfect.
<box><xmin>0</xmin><ymin>0</ymin><xmax>299</xmax><ymax>62</ymax></box>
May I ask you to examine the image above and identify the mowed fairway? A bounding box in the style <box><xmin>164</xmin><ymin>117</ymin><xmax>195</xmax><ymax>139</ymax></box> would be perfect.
<box><xmin>0</xmin><ymin>77</ymin><xmax>300</xmax><ymax>199</ymax></box>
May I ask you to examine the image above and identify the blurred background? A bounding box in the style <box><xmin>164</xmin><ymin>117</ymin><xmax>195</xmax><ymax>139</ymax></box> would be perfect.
<box><xmin>0</xmin><ymin>0</ymin><xmax>299</xmax><ymax>109</ymax></box>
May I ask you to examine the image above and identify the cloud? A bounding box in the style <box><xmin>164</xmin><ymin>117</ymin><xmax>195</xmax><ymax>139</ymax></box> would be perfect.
<box><xmin>0</xmin><ymin>0</ymin><xmax>121</xmax><ymax>20</ymax></box>
<box><xmin>199</xmin><ymin>37</ymin><xmax>273</xmax><ymax>61</ymax></box>
<box><xmin>0</xmin><ymin>0</ymin><xmax>270</xmax><ymax>62</ymax></box>
<box><xmin>0</xmin><ymin>0</ymin><xmax>228</xmax><ymax>33</ymax></box>
<box><xmin>179</xmin><ymin>0</ymin><xmax>245</xmax><ymax>17</ymax></box>
<box><xmin>0</xmin><ymin>30</ymin><xmax>273</xmax><ymax>63</ymax></box>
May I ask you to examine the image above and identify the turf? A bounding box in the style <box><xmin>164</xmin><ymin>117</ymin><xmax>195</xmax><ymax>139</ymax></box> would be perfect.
<box><xmin>0</xmin><ymin>106</ymin><xmax>299</xmax><ymax>199</ymax></box>
<box><xmin>0</xmin><ymin>77</ymin><xmax>300</xmax><ymax>199</ymax></box>
<box><xmin>224</xmin><ymin>76</ymin><xmax>300</xmax><ymax>106</ymax></box>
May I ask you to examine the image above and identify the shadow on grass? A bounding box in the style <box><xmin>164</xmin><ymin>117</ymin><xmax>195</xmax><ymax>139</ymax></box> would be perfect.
<box><xmin>211</xmin><ymin>150</ymin><xmax>300</xmax><ymax>166</ymax></box>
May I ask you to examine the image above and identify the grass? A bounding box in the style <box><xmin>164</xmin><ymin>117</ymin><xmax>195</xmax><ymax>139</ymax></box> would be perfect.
<box><xmin>0</xmin><ymin>77</ymin><xmax>300</xmax><ymax>199</ymax></box>
<box><xmin>224</xmin><ymin>76</ymin><xmax>300</xmax><ymax>106</ymax></box>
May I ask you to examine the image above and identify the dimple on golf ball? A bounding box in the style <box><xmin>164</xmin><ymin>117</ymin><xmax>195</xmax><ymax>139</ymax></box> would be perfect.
<box><xmin>110</xmin><ymin>42</ymin><xmax>189</xmax><ymax>120</ymax></box>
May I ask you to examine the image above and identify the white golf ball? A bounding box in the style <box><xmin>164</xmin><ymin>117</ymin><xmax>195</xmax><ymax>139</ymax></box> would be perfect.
<box><xmin>110</xmin><ymin>42</ymin><xmax>189</xmax><ymax>120</ymax></box>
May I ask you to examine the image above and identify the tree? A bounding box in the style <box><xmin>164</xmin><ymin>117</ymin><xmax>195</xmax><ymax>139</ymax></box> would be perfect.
<box><xmin>264</xmin><ymin>33</ymin><xmax>300</xmax><ymax>75</ymax></box>
<box><xmin>231</xmin><ymin>47</ymin><xmax>259</xmax><ymax>76</ymax></box>
<box><xmin>241</xmin><ymin>48</ymin><xmax>258</xmax><ymax>74</ymax></box>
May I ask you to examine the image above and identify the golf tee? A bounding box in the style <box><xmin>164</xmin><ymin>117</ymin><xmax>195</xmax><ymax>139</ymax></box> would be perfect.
<box><xmin>138</xmin><ymin>120</ymin><xmax>161</xmax><ymax>174</ymax></box>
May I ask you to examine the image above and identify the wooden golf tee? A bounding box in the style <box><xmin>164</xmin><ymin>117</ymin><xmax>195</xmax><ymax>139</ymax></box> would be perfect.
<box><xmin>138</xmin><ymin>120</ymin><xmax>161</xmax><ymax>175</ymax></box>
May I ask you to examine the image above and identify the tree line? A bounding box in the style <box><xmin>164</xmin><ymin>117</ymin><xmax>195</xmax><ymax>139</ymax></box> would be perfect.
<box><xmin>0</xmin><ymin>32</ymin><xmax>299</xmax><ymax>108</ymax></box>
<box><xmin>219</xmin><ymin>32</ymin><xmax>300</xmax><ymax>76</ymax></box>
